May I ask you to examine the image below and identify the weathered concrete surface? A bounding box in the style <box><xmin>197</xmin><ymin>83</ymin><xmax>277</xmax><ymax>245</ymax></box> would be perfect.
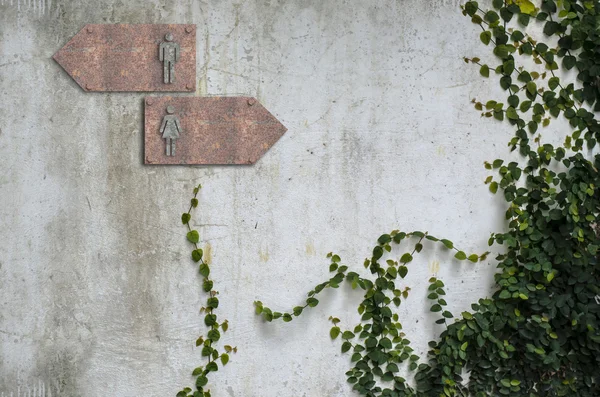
<box><xmin>0</xmin><ymin>0</ymin><xmax>509</xmax><ymax>396</ymax></box>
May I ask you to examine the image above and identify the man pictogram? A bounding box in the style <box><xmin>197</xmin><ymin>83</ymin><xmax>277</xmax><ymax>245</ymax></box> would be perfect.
<box><xmin>159</xmin><ymin>33</ymin><xmax>180</xmax><ymax>84</ymax></box>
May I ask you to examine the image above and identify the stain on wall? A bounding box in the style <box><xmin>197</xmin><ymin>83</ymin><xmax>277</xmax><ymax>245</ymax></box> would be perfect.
<box><xmin>1</xmin><ymin>0</ymin><xmax>506</xmax><ymax>396</ymax></box>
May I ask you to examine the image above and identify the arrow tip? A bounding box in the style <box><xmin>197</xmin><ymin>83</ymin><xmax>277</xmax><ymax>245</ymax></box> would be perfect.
<box><xmin>246</xmin><ymin>97</ymin><xmax>287</xmax><ymax>164</ymax></box>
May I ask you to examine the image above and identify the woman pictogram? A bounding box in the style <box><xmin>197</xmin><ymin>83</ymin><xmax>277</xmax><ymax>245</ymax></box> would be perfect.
<box><xmin>159</xmin><ymin>105</ymin><xmax>182</xmax><ymax>156</ymax></box>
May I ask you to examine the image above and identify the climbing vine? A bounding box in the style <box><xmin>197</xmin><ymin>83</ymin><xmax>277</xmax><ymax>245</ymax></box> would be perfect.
<box><xmin>177</xmin><ymin>185</ymin><xmax>236</xmax><ymax>397</ymax></box>
<box><xmin>255</xmin><ymin>1</ymin><xmax>600</xmax><ymax>396</ymax></box>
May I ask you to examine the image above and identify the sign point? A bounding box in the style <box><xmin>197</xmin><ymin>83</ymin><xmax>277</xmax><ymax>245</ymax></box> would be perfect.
<box><xmin>53</xmin><ymin>24</ymin><xmax>196</xmax><ymax>92</ymax></box>
<box><xmin>144</xmin><ymin>96</ymin><xmax>286</xmax><ymax>165</ymax></box>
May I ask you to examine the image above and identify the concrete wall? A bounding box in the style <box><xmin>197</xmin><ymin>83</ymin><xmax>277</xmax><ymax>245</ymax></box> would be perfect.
<box><xmin>0</xmin><ymin>0</ymin><xmax>509</xmax><ymax>396</ymax></box>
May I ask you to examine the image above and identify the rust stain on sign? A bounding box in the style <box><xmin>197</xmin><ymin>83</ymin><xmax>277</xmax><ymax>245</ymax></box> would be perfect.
<box><xmin>144</xmin><ymin>96</ymin><xmax>287</xmax><ymax>165</ymax></box>
<box><xmin>53</xmin><ymin>24</ymin><xmax>196</xmax><ymax>92</ymax></box>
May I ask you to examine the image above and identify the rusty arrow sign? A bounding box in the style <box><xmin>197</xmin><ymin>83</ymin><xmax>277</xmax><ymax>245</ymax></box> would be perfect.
<box><xmin>53</xmin><ymin>24</ymin><xmax>196</xmax><ymax>92</ymax></box>
<box><xmin>144</xmin><ymin>96</ymin><xmax>287</xmax><ymax>165</ymax></box>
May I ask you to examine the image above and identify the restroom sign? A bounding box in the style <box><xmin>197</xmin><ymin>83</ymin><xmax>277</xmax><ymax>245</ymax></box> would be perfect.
<box><xmin>144</xmin><ymin>96</ymin><xmax>287</xmax><ymax>165</ymax></box>
<box><xmin>53</xmin><ymin>24</ymin><xmax>196</xmax><ymax>92</ymax></box>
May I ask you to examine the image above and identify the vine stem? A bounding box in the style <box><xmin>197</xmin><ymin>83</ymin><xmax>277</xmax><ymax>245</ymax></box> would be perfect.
<box><xmin>184</xmin><ymin>190</ymin><xmax>217</xmax><ymax>365</ymax></box>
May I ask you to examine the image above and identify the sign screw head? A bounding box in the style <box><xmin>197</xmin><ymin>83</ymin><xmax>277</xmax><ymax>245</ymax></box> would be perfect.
<box><xmin>146</xmin><ymin>98</ymin><xmax>153</xmax><ymax>105</ymax></box>
<box><xmin>86</xmin><ymin>26</ymin><xmax>93</xmax><ymax>33</ymax></box>
<box><xmin>85</xmin><ymin>84</ymin><xmax>92</xmax><ymax>90</ymax></box>
<box><xmin>247</xmin><ymin>98</ymin><xmax>256</xmax><ymax>106</ymax></box>
<box><xmin>186</xmin><ymin>83</ymin><xmax>193</xmax><ymax>90</ymax></box>
<box><xmin>185</xmin><ymin>26</ymin><xmax>193</xmax><ymax>34</ymax></box>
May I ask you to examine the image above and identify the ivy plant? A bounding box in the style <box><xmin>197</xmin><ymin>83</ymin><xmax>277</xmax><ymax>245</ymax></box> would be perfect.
<box><xmin>177</xmin><ymin>185</ymin><xmax>236</xmax><ymax>397</ymax></box>
<box><xmin>255</xmin><ymin>1</ymin><xmax>600</xmax><ymax>396</ymax></box>
<box><xmin>256</xmin><ymin>233</ymin><xmax>485</xmax><ymax>396</ymax></box>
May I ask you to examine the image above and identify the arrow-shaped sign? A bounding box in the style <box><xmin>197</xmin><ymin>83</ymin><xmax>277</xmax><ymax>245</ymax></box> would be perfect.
<box><xmin>53</xmin><ymin>24</ymin><xmax>196</xmax><ymax>92</ymax></box>
<box><xmin>144</xmin><ymin>96</ymin><xmax>287</xmax><ymax>165</ymax></box>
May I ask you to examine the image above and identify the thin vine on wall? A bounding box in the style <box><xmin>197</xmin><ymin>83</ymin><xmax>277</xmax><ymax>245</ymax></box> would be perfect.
<box><xmin>255</xmin><ymin>1</ymin><xmax>600</xmax><ymax>396</ymax></box>
<box><xmin>177</xmin><ymin>184</ymin><xmax>236</xmax><ymax>397</ymax></box>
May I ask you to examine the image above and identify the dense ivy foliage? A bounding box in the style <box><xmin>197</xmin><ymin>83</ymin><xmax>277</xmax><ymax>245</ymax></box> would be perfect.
<box><xmin>255</xmin><ymin>234</ymin><xmax>484</xmax><ymax>395</ymax></box>
<box><xmin>177</xmin><ymin>185</ymin><xmax>236</xmax><ymax>397</ymax></box>
<box><xmin>256</xmin><ymin>1</ymin><xmax>600</xmax><ymax>396</ymax></box>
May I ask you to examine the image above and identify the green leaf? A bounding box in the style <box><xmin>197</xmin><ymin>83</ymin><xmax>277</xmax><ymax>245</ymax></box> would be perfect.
<box><xmin>192</xmin><ymin>367</ymin><xmax>203</xmax><ymax>376</ymax></box>
<box><xmin>221</xmin><ymin>353</ymin><xmax>230</xmax><ymax>365</ymax></box>
<box><xmin>196</xmin><ymin>376</ymin><xmax>208</xmax><ymax>388</ymax></box>
<box><xmin>399</xmin><ymin>266</ymin><xmax>408</xmax><ymax>279</ymax></box>
<box><xmin>373</xmin><ymin>246</ymin><xmax>384</xmax><ymax>260</ymax></box>
<box><xmin>518</xmin><ymin>0</ymin><xmax>535</xmax><ymax>14</ymax></box>
<box><xmin>503</xmin><ymin>60</ymin><xmax>515</xmax><ymax>75</ymax></box>
<box><xmin>480</xmin><ymin>64</ymin><xmax>490</xmax><ymax>77</ymax></box>
<box><xmin>543</xmin><ymin>21</ymin><xmax>560</xmax><ymax>36</ymax></box>
<box><xmin>400</xmin><ymin>253</ymin><xmax>413</xmax><ymax>263</ymax></box>
<box><xmin>494</xmin><ymin>45</ymin><xmax>509</xmax><ymax>59</ymax></box>
<box><xmin>187</xmin><ymin>230</ymin><xmax>200</xmax><ymax>243</ymax></box>
<box><xmin>206</xmin><ymin>361</ymin><xmax>218</xmax><ymax>372</ymax></box>
<box><xmin>204</xmin><ymin>314</ymin><xmax>217</xmax><ymax>326</ymax></box>
<box><xmin>330</xmin><ymin>326</ymin><xmax>341</xmax><ymax>339</ymax></box>
<box><xmin>455</xmin><ymin>251</ymin><xmax>467</xmax><ymax>260</ymax></box>
<box><xmin>293</xmin><ymin>306</ymin><xmax>304</xmax><ymax>316</ymax></box>
<box><xmin>182</xmin><ymin>213</ymin><xmax>191</xmax><ymax>224</ymax></box>
<box><xmin>207</xmin><ymin>297</ymin><xmax>219</xmax><ymax>309</ymax></box>
<box><xmin>192</xmin><ymin>249</ymin><xmax>203</xmax><ymax>262</ymax></box>
<box><xmin>499</xmin><ymin>290</ymin><xmax>511</xmax><ymax>299</ymax></box>
<box><xmin>484</xmin><ymin>10</ymin><xmax>499</xmax><ymax>23</ymax></box>
<box><xmin>207</xmin><ymin>329</ymin><xmax>221</xmax><ymax>342</ymax></box>
<box><xmin>520</xmin><ymin>101</ymin><xmax>532</xmax><ymax>112</ymax></box>
<box><xmin>380</xmin><ymin>337</ymin><xmax>393</xmax><ymax>349</ymax></box>
<box><xmin>341</xmin><ymin>341</ymin><xmax>352</xmax><ymax>353</ymax></box>
<box><xmin>441</xmin><ymin>239</ymin><xmax>454</xmax><ymax>249</ymax></box>
<box><xmin>465</xmin><ymin>1</ymin><xmax>478</xmax><ymax>16</ymax></box>
<box><xmin>564</xmin><ymin>56</ymin><xmax>576</xmax><ymax>70</ymax></box>
<box><xmin>480</xmin><ymin>31</ymin><xmax>492</xmax><ymax>45</ymax></box>
<box><xmin>378</xmin><ymin>234</ymin><xmax>392</xmax><ymax>245</ymax></box>
<box><xmin>489</xmin><ymin>182</ymin><xmax>498</xmax><ymax>194</ymax></box>
<box><xmin>548</xmin><ymin>77</ymin><xmax>560</xmax><ymax>90</ymax></box>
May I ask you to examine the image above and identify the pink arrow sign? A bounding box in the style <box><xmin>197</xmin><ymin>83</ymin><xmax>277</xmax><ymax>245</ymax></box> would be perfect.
<box><xmin>144</xmin><ymin>96</ymin><xmax>287</xmax><ymax>165</ymax></box>
<box><xmin>53</xmin><ymin>24</ymin><xmax>196</xmax><ymax>92</ymax></box>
